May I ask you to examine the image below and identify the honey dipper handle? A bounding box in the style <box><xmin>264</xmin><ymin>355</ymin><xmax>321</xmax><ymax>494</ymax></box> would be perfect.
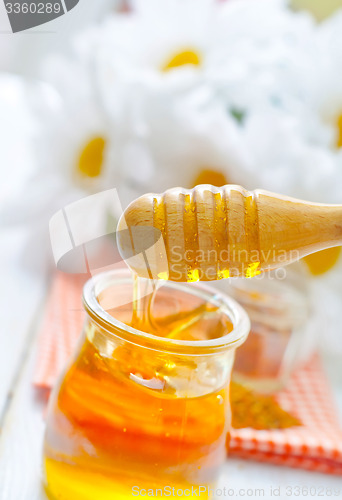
<box><xmin>254</xmin><ymin>190</ymin><xmax>342</xmax><ymax>268</ymax></box>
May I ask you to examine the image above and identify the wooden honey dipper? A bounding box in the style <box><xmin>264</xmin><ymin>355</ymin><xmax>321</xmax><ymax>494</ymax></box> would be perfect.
<box><xmin>117</xmin><ymin>184</ymin><xmax>342</xmax><ymax>282</ymax></box>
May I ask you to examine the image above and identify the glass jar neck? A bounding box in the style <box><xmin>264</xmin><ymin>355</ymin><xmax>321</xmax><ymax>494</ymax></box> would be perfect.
<box><xmin>82</xmin><ymin>269</ymin><xmax>250</xmax><ymax>357</ymax></box>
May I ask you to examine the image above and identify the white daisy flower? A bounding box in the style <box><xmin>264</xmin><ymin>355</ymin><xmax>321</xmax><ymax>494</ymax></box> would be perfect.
<box><xmin>203</xmin><ymin>0</ymin><xmax>342</xmax><ymax>202</ymax></box>
<box><xmin>211</xmin><ymin>0</ymin><xmax>318</xmax><ymax>116</ymax></box>
<box><xmin>105</xmin><ymin>85</ymin><xmax>249</xmax><ymax>197</ymax></box>
<box><xmin>72</xmin><ymin>0</ymin><xmax>250</xmax><ymax>195</ymax></box>
<box><xmin>76</xmin><ymin>0</ymin><xmax>225</xmax><ymax>108</ymax></box>
<box><xmin>39</xmin><ymin>54</ymin><xmax>116</xmax><ymax>193</ymax></box>
<box><xmin>106</xmin><ymin>0</ymin><xmax>216</xmax><ymax>73</ymax></box>
<box><xmin>1</xmin><ymin>53</ymin><xmax>122</xmax><ymax>270</ymax></box>
<box><xmin>235</xmin><ymin>108</ymin><xmax>342</xmax><ymax>203</ymax></box>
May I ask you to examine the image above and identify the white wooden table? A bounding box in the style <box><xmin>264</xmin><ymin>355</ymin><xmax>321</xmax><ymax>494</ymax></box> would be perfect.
<box><xmin>0</xmin><ymin>226</ymin><xmax>341</xmax><ymax>500</ymax></box>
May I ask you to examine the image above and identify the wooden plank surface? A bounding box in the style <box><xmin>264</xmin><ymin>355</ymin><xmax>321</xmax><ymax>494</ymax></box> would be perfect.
<box><xmin>0</xmin><ymin>228</ymin><xmax>47</xmax><ymax>418</ymax></box>
<box><xmin>0</xmin><ymin>333</ymin><xmax>47</xmax><ymax>500</ymax></box>
<box><xmin>0</xmin><ymin>227</ymin><xmax>48</xmax><ymax>499</ymax></box>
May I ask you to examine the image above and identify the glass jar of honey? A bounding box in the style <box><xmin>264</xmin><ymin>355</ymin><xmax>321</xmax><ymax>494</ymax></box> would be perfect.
<box><xmin>43</xmin><ymin>269</ymin><xmax>250</xmax><ymax>500</ymax></box>
<box><xmin>222</xmin><ymin>265</ymin><xmax>316</xmax><ymax>393</ymax></box>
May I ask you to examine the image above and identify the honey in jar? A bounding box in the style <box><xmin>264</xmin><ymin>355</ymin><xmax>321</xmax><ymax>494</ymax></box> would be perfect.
<box><xmin>43</xmin><ymin>269</ymin><xmax>249</xmax><ymax>500</ymax></box>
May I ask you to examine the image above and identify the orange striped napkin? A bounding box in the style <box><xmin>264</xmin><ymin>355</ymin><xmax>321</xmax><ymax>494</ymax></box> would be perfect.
<box><xmin>34</xmin><ymin>271</ymin><xmax>342</xmax><ymax>475</ymax></box>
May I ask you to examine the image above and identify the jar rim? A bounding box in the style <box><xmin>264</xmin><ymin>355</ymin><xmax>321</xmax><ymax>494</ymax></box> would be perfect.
<box><xmin>82</xmin><ymin>269</ymin><xmax>250</xmax><ymax>355</ymax></box>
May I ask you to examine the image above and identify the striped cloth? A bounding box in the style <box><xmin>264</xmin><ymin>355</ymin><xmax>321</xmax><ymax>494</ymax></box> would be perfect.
<box><xmin>34</xmin><ymin>271</ymin><xmax>342</xmax><ymax>475</ymax></box>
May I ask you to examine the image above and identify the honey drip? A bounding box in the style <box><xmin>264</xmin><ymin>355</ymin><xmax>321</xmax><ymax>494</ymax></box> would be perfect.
<box><xmin>131</xmin><ymin>274</ymin><xmax>227</xmax><ymax>341</ymax></box>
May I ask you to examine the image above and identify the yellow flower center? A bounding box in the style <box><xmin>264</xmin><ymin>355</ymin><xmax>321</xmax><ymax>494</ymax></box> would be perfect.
<box><xmin>192</xmin><ymin>168</ymin><xmax>228</xmax><ymax>188</ymax></box>
<box><xmin>304</xmin><ymin>246</ymin><xmax>342</xmax><ymax>276</ymax></box>
<box><xmin>162</xmin><ymin>49</ymin><xmax>202</xmax><ymax>72</ymax></box>
<box><xmin>77</xmin><ymin>137</ymin><xmax>106</xmax><ymax>178</ymax></box>
<box><xmin>337</xmin><ymin>114</ymin><xmax>342</xmax><ymax>148</ymax></box>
